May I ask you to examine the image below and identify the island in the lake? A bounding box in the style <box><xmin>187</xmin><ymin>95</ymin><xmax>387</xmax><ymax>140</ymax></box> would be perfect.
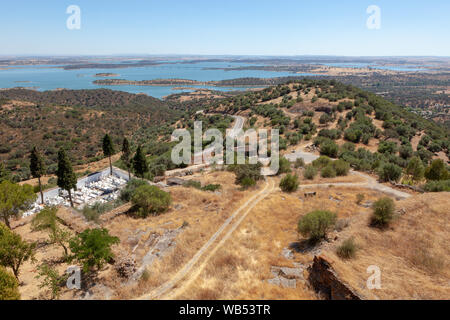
<box><xmin>94</xmin><ymin>73</ymin><xmax>120</xmax><ymax>77</ymax></box>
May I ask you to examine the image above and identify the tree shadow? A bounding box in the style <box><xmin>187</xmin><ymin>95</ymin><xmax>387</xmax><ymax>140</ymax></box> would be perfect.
<box><xmin>289</xmin><ymin>239</ymin><xmax>321</xmax><ymax>254</ymax></box>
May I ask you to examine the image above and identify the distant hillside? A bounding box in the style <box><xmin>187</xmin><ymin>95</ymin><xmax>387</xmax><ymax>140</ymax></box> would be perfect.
<box><xmin>0</xmin><ymin>89</ymin><xmax>182</xmax><ymax>181</ymax></box>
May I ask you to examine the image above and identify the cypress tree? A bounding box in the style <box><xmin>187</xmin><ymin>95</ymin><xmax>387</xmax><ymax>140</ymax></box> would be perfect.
<box><xmin>102</xmin><ymin>134</ymin><xmax>115</xmax><ymax>175</ymax></box>
<box><xmin>121</xmin><ymin>137</ymin><xmax>132</xmax><ymax>180</ymax></box>
<box><xmin>132</xmin><ymin>146</ymin><xmax>148</xmax><ymax>178</ymax></box>
<box><xmin>56</xmin><ymin>149</ymin><xmax>77</xmax><ymax>208</ymax></box>
<box><xmin>29</xmin><ymin>147</ymin><xmax>46</xmax><ymax>204</ymax></box>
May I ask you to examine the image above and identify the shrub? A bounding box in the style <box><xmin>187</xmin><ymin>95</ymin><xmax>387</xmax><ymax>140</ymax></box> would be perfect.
<box><xmin>312</xmin><ymin>156</ymin><xmax>332</xmax><ymax>169</ymax></box>
<box><xmin>422</xmin><ymin>180</ymin><xmax>450</xmax><ymax>192</ymax></box>
<box><xmin>131</xmin><ymin>185</ymin><xmax>171</xmax><ymax>217</ymax></box>
<box><xmin>234</xmin><ymin>163</ymin><xmax>262</xmax><ymax>185</ymax></box>
<box><xmin>336</xmin><ymin>237</ymin><xmax>357</xmax><ymax>259</ymax></box>
<box><xmin>298</xmin><ymin>210</ymin><xmax>337</xmax><ymax>242</ymax></box>
<box><xmin>371</xmin><ymin>197</ymin><xmax>395</xmax><ymax>227</ymax></box>
<box><xmin>119</xmin><ymin>179</ymin><xmax>148</xmax><ymax>202</ymax></box>
<box><xmin>278</xmin><ymin>157</ymin><xmax>292</xmax><ymax>174</ymax></box>
<box><xmin>280</xmin><ymin>174</ymin><xmax>299</xmax><ymax>193</ymax></box>
<box><xmin>184</xmin><ymin>180</ymin><xmax>202</xmax><ymax>189</ymax></box>
<box><xmin>356</xmin><ymin>193</ymin><xmax>365</xmax><ymax>204</ymax></box>
<box><xmin>303</xmin><ymin>165</ymin><xmax>318</xmax><ymax>180</ymax></box>
<box><xmin>294</xmin><ymin>158</ymin><xmax>305</xmax><ymax>168</ymax></box>
<box><xmin>0</xmin><ymin>266</ymin><xmax>20</xmax><ymax>300</ymax></box>
<box><xmin>378</xmin><ymin>163</ymin><xmax>402</xmax><ymax>182</ymax></box>
<box><xmin>424</xmin><ymin>159</ymin><xmax>449</xmax><ymax>181</ymax></box>
<box><xmin>201</xmin><ymin>184</ymin><xmax>221</xmax><ymax>192</ymax></box>
<box><xmin>240</xmin><ymin>177</ymin><xmax>256</xmax><ymax>189</ymax></box>
<box><xmin>321</xmin><ymin>165</ymin><xmax>336</xmax><ymax>178</ymax></box>
<box><xmin>406</xmin><ymin>156</ymin><xmax>424</xmax><ymax>182</ymax></box>
<box><xmin>320</xmin><ymin>140</ymin><xmax>339</xmax><ymax>158</ymax></box>
<box><xmin>332</xmin><ymin>159</ymin><xmax>350</xmax><ymax>176</ymax></box>
<box><xmin>69</xmin><ymin>228</ymin><xmax>119</xmax><ymax>272</ymax></box>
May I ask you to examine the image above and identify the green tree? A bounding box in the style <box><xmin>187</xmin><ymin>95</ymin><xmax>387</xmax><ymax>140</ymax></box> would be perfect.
<box><xmin>424</xmin><ymin>159</ymin><xmax>449</xmax><ymax>181</ymax></box>
<box><xmin>69</xmin><ymin>228</ymin><xmax>119</xmax><ymax>272</ymax></box>
<box><xmin>371</xmin><ymin>197</ymin><xmax>395</xmax><ymax>227</ymax></box>
<box><xmin>0</xmin><ymin>181</ymin><xmax>36</xmax><ymax>229</ymax></box>
<box><xmin>378</xmin><ymin>163</ymin><xmax>402</xmax><ymax>182</ymax></box>
<box><xmin>121</xmin><ymin>137</ymin><xmax>132</xmax><ymax>180</ymax></box>
<box><xmin>280</xmin><ymin>174</ymin><xmax>299</xmax><ymax>192</ymax></box>
<box><xmin>406</xmin><ymin>156</ymin><xmax>424</xmax><ymax>182</ymax></box>
<box><xmin>29</xmin><ymin>146</ymin><xmax>46</xmax><ymax>204</ymax></box>
<box><xmin>0</xmin><ymin>266</ymin><xmax>20</xmax><ymax>300</ymax></box>
<box><xmin>56</xmin><ymin>149</ymin><xmax>77</xmax><ymax>208</ymax></box>
<box><xmin>102</xmin><ymin>134</ymin><xmax>115</xmax><ymax>176</ymax></box>
<box><xmin>31</xmin><ymin>207</ymin><xmax>71</xmax><ymax>257</ymax></box>
<box><xmin>35</xmin><ymin>263</ymin><xmax>67</xmax><ymax>300</ymax></box>
<box><xmin>131</xmin><ymin>185</ymin><xmax>171</xmax><ymax>217</ymax></box>
<box><xmin>0</xmin><ymin>223</ymin><xmax>36</xmax><ymax>280</ymax></box>
<box><xmin>278</xmin><ymin>157</ymin><xmax>292</xmax><ymax>174</ymax></box>
<box><xmin>298</xmin><ymin>210</ymin><xmax>337</xmax><ymax>243</ymax></box>
<box><xmin>132</xmin><ymin>146</ymin><xmax>148</xmax><ymax>178</ymax></box>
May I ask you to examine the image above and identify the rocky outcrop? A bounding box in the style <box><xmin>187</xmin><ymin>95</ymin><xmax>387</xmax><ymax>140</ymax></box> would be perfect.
<box><xmin>307</xmin><ymin>256</ymin><xmax>362</xmax><ymax>300</ymax></box>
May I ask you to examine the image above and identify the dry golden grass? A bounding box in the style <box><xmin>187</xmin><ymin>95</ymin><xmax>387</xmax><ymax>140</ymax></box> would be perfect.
<box><xmin>322</xmin><ymin>192</ymin><xmax>450</xmax><ymax>300</ymax></box>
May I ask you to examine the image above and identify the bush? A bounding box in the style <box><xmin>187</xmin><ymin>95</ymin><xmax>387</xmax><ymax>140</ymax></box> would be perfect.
<box><xmin>131</xmin><ymin>185</ymin><xmax>171</xmax><ymax>217</ymax></box>
<box><xmin>119</xmin><ymin>179</ymin><xmax>148</xmax><ymax>202</ymax></box>
<box><xmin>303</xmin><ymin>165</ymin><xmax>318</xmax><ymax>180</ymax></box>
<box><xmin>0</xmin><ymin>266</ymin><xmax>20</xmax><ymax>300</ymax></box>
<box><xmin>336</xmin><ymin>237</ymin><xmax>357</xmax><ymax>259</ymax></box>
<box><xmin>278</xmin><ymin>157</ymin><xmax>292</xmax><ymax>174</ymax></box>
<box><xmin>424</xmin><ymin>159</ymin><xmax>449</xmax><ymax>181</ymax></box>
<box><xmin>234</xmin><ymin>163</ymin><xmax>262</xmax><ymax>185</ymax></box>
<box><xmin>240</xmin><ymin>177</ymin><xmax>256</xmax><ymax>189</ymax></box>
<box><xmin>312</xmin><ymin>156</ymin><xmax>332</xmax><ymax>169</ymax></box>
<box><xmin>356</xmin><ymin>193</ymin><xmax>365</xmax><ymax>204</ymax></box>
<box><xmin>280</xmin><ymin>174</ymin><xmax>299</xmax><ymax>193</ymax></box>
<box><xmin>201</xmin><ymin>184</ymin><xmax>221</xmax><ymax>192</ymax></box>
<box><xmin>371</xmin><ymin>197</ymin><xmax>395</xmax><ymax>227</ymax></box>
<box><xmin>321</xmin><ymin>165</ymin><xmax>336</xmax><ymax>178</ymax></box>
<box><xmin>333</xmin><ymin>160</ymin><xmax>350</xmax><ymax>176</ymax></box>
<box><xmin>298</xmin><ymin>210</ymin><xmax>337</xmax><ymax>242</ymax></box>
<box><xmin>320</xmin><ymin>140</ymin><xmax>339</xmax><ymax>158</ymax></box>
<box><xmin>294</xmin><ymin>158</ymin><xmax>305</xmax><ymax>168</ymax></box>
<box><xmin>378</xmin><ymin>163</ymin><xmax>402</xmax><ymax>182</ymax></box>
<box><xmin>422</xmin><ymin>180</ymin><xmax>450</xmax><ymax>192</ymax></box>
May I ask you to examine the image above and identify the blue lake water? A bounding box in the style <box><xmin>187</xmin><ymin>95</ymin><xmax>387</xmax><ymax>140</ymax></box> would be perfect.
<box><xmin>0</xmin><ymin>61</ymin><xmax>314</xmax><ymax>99</ymax></box>
<box><xmin>0</xmin><ymin>60</ymin><xmax>427</xmax><ymax>99</ymax></box>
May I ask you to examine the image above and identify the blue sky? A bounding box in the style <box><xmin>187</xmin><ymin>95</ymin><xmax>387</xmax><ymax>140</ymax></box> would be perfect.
<box><xmin>0</xmin><ymin>0</ymin><xmax>449</xmax><ymax>56</ymax></box>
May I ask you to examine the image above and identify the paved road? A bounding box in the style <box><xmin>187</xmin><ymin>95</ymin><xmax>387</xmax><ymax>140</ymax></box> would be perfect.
<box><xmin>192</xmin><ymin>115</ymin><xmax>245</xmax><ymax>165</ymax></box>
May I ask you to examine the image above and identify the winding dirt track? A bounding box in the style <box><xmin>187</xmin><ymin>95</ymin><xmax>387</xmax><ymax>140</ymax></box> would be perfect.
<box><xmin>137</xmin><ymin>177</ymin><xmax>275</xmax><ymax>300</ymax></box>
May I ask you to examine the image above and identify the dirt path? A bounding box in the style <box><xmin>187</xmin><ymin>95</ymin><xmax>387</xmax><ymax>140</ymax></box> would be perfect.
<box><xmin>137</xmin><ymin>177</ymin><xmax>275</xmax><ymax>300</ymax></box>
<box><xmin>299</xmin><ymin>170</ymin><xmax>411</xmax><ymax>200</ymax></box>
